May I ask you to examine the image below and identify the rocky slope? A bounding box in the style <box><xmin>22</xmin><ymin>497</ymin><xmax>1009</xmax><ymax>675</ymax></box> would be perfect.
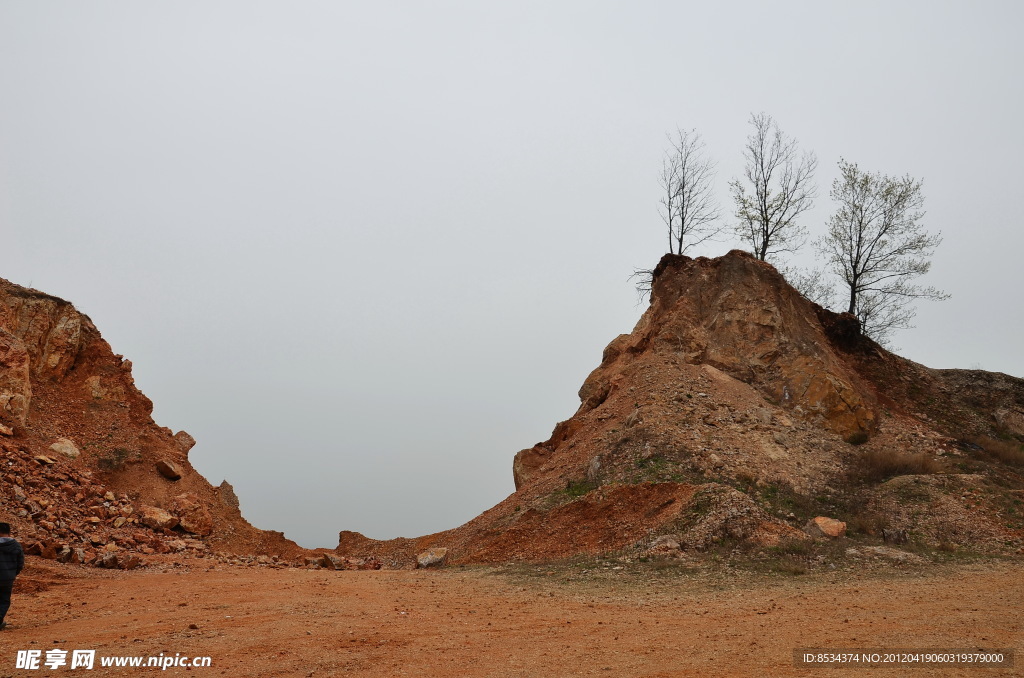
<box><xmin>336</xmin><ymin>251</ymin><xmax>1024</xmax><ymax>566</ymax></box>
<box><xmin>0</xmin><ymin>277</ymin><xmax>303</xmax><ymax>567</ymax></box>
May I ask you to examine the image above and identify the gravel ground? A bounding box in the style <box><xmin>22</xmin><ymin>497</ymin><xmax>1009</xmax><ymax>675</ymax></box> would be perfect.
<box><xmin>1</xmin><ymin>556</ymin><xmax>1020</xmax><ymax>677</ymax></box>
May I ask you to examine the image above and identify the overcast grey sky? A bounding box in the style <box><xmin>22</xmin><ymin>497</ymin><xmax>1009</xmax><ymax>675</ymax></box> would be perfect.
<box><xmin>2</xmin><ymin>1</ymin><xmax>1021</xmax><ymax>548</ymax></box>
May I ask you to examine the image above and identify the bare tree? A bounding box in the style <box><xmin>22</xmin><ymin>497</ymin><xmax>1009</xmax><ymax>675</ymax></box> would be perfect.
<box><xmin>628</xmin><ymin>267</ymin><xmax>654</xmax><ymax>303</ymax></box>
<box><xmin>819</xmin><ymin>159</ymin><xmax>949</xmax><ymax>344</ymax></box>
<box><xmin>659</xmin><ymin>128</ymin><xmax>721</xmax><ymax>255</ymax></box>
<box><xmin>778</xmin><ymin>264</ymin><xmax>836</xmax><ymax>309</ymax></box>
<box><xmin>730</xmin><ymin>113</ymin><xmax>817</xmax><ymax>261</ymax></box>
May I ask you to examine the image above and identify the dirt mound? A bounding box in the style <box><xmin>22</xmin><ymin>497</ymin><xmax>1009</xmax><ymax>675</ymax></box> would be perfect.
<box><xmin>0</xmin><ymin>277</ymin><xmax>303</xmax><ymax>565</ymax></box>
<box><xmin>459</xmin><ymin>482</ymin><xmax>807</xmax><ymax>563</ymax></box>
<box><xmin>336</xmin><ymin>251</ymin><xmax>1024</xmax><ymax>566</ymax></box>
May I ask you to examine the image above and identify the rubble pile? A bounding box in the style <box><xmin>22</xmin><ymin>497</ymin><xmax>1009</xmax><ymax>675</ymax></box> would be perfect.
<box><xmin>1</xmin><ymin>442</ymin><xmax>211</xmax><ymax>569</ymax></box>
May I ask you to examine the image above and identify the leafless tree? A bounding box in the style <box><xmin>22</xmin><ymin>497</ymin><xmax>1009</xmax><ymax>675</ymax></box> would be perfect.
<box><xmin>730</xmin><ymin>112</ymin><xmax>817</xmax><ymax>261</ymax></box>
<box><xmin>659</xmin><ymin>128</ymin><xmax>722</xmax><ymax>255</ymax></box>
<box><xmin>819</xmin><ymin>159</ymin><xmax>949</xmax><ymax>345</ymax></box>
<box><xmin>628</xmin><ymin>267</ymin><xmax>654</xmax><ymax>303</ymax></box>
<box><xmin>778</xmin><ymin>264</ymin><xmax>836</xmax><ymax>309</ymax></box>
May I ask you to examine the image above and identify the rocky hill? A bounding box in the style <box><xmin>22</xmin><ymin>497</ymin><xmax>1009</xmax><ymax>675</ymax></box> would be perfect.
<box><xmin>0</xmin><ymin>277</ymin><xmax>303</xmax><ymax>568</ymax></box>
<box><xmin>4</xmin><ymin>253</ymin><xmax>1021</xmax><ymax>573</ymax></box>
<box><xmin>336</xmin><ymin>251</ymin><xmax>1024</xmax><ymax>566</ymax></box>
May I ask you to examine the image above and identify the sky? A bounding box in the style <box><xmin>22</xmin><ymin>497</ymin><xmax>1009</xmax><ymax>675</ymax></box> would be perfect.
<box><xmin>1</xmin><ymin>1</ymin><xmax>1021</xmax><ymax>548</ymax></box>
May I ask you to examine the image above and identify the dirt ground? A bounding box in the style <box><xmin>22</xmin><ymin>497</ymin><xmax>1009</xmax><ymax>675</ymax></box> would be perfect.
<box><xmin>0</xmin><ymin>557</ymin><xmax>1020</xmax><ymax>677</ymax></box>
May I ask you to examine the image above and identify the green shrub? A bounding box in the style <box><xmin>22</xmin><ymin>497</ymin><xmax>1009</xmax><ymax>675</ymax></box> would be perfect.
<box><xmin>564</xmin><ymin>479</ymin><xmax>598</xmax><ymax>498</ymax></box>
<box><xmin>770</xmin><ymin>556</ymin><xmax>807</xmax><ymax>575</ymax></box>
<box><xmin>769</xmin><ymin>537</ymin><xmax>813</xmax><ymax>557</ymax></box>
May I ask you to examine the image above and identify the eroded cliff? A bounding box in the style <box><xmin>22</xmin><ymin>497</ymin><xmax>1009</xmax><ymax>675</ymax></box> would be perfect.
<box><xmin>0</xmin><ymin>277</ymin><xmax>302</xmax><ymax>566</ymax></box>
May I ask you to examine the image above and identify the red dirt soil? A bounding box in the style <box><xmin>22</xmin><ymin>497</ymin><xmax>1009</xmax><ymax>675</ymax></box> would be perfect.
<box><xmin>1</xmin><ymin>557</ymin><xmax>1020</xmax><ymax>677</ymax></box>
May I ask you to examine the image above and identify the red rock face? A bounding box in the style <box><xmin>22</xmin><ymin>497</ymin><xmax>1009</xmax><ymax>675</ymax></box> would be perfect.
<box><xmin>0</xmin><ymin>288</ymin><xmax>83</xmax><ymax>382</ymax></box>
<box><xmin>0</xmin><ymin>327</ymin><xmax>31</xmax><ymax>426</ymax></box>
<box><xmin>593</xmin><ymin>251</ymin><xmax>878</xmax><ymax>438</ymax></box>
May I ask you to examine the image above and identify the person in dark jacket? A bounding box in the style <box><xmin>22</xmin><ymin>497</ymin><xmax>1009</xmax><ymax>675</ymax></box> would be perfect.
<box><xmin>0</xmin><ymin>522</ymin><xmax>25</xmax><ymax>630</ymax></box>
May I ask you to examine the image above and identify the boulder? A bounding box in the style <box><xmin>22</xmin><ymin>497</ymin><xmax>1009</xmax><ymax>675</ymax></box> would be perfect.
<box><xmin>856</xmin><ymin>544</ymin><xmax>929</xmax><ymax>565</ymax></box>
<box><xmin>647</xmin><ymin>535</ymin><xmax>682</xmax><ymax>558</ymax></box>
<box><xmin>803</xmin><ymin>516</ymin><xmax>847</xmax><ymax>538</ymax></box>
<box><xmin>416</xmin><ymin>547</ymin><xmax>448</xmax><ymax>568</ymax></box>
<box><xmin>50</xmin><ymin>437</ymin><xmax>81</xmax><ymax>459</ymax></box>
<box><xmin>650</xmin><ymin>535</ymin><xmax>681</xmax><ymax>550</ymax></box>
<box><xmin>84</xmin><ymin>375</ymin><xmax>107</xmax><ymax>399</ymax></box>
<box><xmin>139</xmin><ymin>505</ymin><xmax>179</xmax><ymax>530</ymax></box>
<box><xmin>578</xmin><ymin>370</ymin><xmax>612</xmax><ymax>411</ymax></box>
<box><xmin>169</xmin><ymin>493</ymin><xmax>213</xmax><ymax>536</ymax></box>
<box><xmin>0</xmin><ymin>423</ymin><xmax>13</xmax><ymax>436</ymax></box>
<box><xmin>512</xmin><ymin>446</ymin><xmax>548</xmax><ymax>491</ymax></box>
<box><xmin>155</xmin><ymin>460</ymin><xmax>182</xmax><ymax>481</ymax></box>
<box><xmin>36</xmin><ymin>542</ymin><xmax>59</xmax><ymax>560</ymax></box>
<box><xmin>174</xmin><ymin>431</ymin><xmax>196</xmax><ymax>454</ymax></box>
<box><xmin>994</xmin><ymin>408</ymin><xmax>1024</xmax><ymax>438</ymax></box>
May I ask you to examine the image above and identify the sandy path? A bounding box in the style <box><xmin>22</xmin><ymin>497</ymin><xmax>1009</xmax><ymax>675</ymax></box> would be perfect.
<box><xmin>1</xmin><ymin>560</ymin><xmax>1020</xmax><ymax>677</ymax></box>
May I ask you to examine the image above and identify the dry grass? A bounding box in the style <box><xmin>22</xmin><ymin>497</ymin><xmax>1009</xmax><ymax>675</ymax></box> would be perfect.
<box><xmin>970</xmin><ymin>435</ymin><xmax>1024</xmax><ymax>467</ymax></box>
<box><xmin>769</xmin><ymin>556</ymin><xmax>808</xmax><ymax>576</ymax></box>
<box><xmin>846</xmin><ymin>431</ymin><xmax>870</xmax><ymax>446</ymax></box>
<box><xmin>769</xmin><ymin>537</ymin><xmax>813</xmax><ymax>557</ymax></box>
<box><xmin>846</xmin><ymin>511</ymin><xmax>890</xmax><ymax>536</ymax></box>
<box><xmin>855</xmin><ymin>448</ymin><xmax>943</xmax><ymax>482</ymax></box>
